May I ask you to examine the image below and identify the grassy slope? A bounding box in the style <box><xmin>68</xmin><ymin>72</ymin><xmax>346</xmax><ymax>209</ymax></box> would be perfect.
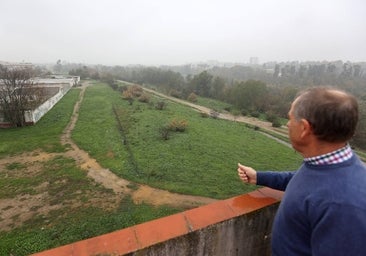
<box><xmin>72</xmin><ymin>83</ymin><xmax>303</xmax><ymax>199</ymax></box>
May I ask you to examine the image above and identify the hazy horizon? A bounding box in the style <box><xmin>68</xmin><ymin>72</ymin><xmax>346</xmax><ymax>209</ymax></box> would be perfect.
<box><xmin>1</xmin><ymin>0</ymin><xmax>365</xmax><ymax>66</ymax></box>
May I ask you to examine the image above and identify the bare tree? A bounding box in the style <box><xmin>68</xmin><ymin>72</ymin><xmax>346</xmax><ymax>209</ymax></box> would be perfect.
<box><xmin>0</xmin><ymin>65</ymin><xmax>42</xmax><ymax>127</ymax></box>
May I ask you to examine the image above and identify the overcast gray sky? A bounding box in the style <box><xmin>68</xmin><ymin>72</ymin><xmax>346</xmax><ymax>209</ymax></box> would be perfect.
<box><xmin>1</xmin><ymin>0</ymin><xmax>365</xmax><ymax>66</ymax></box>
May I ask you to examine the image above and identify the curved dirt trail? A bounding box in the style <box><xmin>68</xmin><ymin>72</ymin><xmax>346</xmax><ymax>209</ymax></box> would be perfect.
<box><xmin>60</xmin><ymin>82</ymin><xmax>217</xmax><ymax>208</ymax></box>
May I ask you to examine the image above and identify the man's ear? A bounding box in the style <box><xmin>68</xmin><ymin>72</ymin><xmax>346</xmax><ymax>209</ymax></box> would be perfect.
<box><xmin>300</xmin><ymin>119</ymin><xmax>313</xmax><ymax>138</ymax></box>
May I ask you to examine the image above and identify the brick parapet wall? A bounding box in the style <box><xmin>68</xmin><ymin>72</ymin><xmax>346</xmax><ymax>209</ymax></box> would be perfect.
<box><xmin>32</xmin><ymin>188</ymin><xmax>283</xmax><ymax>256</ymax></box>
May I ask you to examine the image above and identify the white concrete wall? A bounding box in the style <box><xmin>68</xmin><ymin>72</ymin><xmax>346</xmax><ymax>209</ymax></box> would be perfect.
<box><xmin>0</xmin><ymin>76</ymin><xmax>79</xmax><ymax>127</ymax></box>
<box><xmin>26</xmin><ymin>83</ymin><xmax>72</xmax><ymax>124</ymax></box>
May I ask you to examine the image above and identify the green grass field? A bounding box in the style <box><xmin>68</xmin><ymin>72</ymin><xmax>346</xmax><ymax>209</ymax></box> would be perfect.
<box><xmin>0</xmin><ymin>82</ymin><xmax>303</xmax><ymax>255</ymax></box>
<box><xmin>72</xmin><ymin>83</ymin><xmax>302</xmax><ymax>198</ymax></box>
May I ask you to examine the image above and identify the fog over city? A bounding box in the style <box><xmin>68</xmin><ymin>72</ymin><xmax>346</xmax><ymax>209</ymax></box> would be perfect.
<box><xmin>1</xmin><ymin>0</ymin><xmax>365</xmax><ymax>66</ymax></box>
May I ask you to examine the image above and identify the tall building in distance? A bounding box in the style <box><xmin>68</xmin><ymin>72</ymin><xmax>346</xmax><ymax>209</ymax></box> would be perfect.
<box><xmin>249</xmin><ymin>57</ymin><xmax>259</xmax><ymax>65</ymax></box>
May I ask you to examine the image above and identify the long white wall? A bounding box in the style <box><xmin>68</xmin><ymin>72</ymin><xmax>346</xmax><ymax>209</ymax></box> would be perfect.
<box><xmin>25</xmin><ymin>82</ymin><xmax>73</xmax><ymax>124</ymax></box>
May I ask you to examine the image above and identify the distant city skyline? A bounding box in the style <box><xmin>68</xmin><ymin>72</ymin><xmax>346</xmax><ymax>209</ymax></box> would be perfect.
<box><xmin>1</xmin><ymin>0</ymin><xmax>365</xmax><ymax>66</ymax></box>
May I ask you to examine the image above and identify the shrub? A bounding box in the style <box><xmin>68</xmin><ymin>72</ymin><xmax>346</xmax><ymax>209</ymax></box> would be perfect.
<box><xmin>168</xmin><ymin>118</ymin><xmax>188</xmax><ymax>132</ymax></box>
<box><xmin>155</xmin><ymin>101</ymin><xmax>166</xmax><ymax>110</ymax></box>
<box><xmin>241</xmin><ymin>109</ymin><xmax>249</xmax><ymax>116</ymax></box>
<box><xmin>122</xmin><ymin>90</ymin><xmax>133</xmax><ymax>100</ymax></box>
<box><xmin>250</xmin><ymin>111</ymin><xmax>260</xmax><ymax>118</ymax></box>
<box><xmin>122</xmin><ymin>84</ymin><xmax>143</xmax><ymax>99</ymax></box>
<box><xmin>159</xmin><ymin>126</ymin><xmax>170</xmax><ymax>140</ymax></box>
<box><xmin>138</xmin><ymin>93</ymin><xmax>150</xmax><ymax>103</ymax></box>
<box><xmin>265</xmin><ymin>111</ymin><xmax>278</xmax><ymax>123</ymax></box>
<box><xmin>187</xmin><ymin>92</ymin><xmax>197</xmax><ymax>103</ymax></box>
<box><xmin>272</xmin><ymin>119</ymin><xmax>282</xmax><ymax>128</ymax></box>
<box><xmin>122</xmin><ymin>91</ymin><xmax>134</xmax><ymax>105</ymax></box>
<box><xmin>118</xmin><ymin>85</ymin><xmax>128</xmax><ymax>93</ymax></box>
<box><xmin>129</xmin><ymin>85</ymin><xmax>143</xmax><ymax>97</ymax></box>
<box><xmin>169</xmin><ymin>89</ymin><xmax>182</xmax><ymax>98</ymax></box>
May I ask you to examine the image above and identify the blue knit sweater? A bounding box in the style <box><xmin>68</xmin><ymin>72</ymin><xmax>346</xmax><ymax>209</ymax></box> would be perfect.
<box><xmin>257</xmin><ymin>154</ymin><xmax>366</xmax><ymax>256</ymax></box>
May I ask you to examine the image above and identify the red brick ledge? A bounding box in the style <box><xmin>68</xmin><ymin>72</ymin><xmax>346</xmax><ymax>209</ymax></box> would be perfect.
<box><xmin>31</xmin><ymin>188</ymin><xmax>283</xmax><ymax>256</ymax></box>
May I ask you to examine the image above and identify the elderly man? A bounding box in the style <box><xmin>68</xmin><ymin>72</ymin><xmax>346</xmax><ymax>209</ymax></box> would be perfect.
<box><xmin>238</xmin><ymin>87</ymin><xmax>366</xmax><ymax>255</ymax></box>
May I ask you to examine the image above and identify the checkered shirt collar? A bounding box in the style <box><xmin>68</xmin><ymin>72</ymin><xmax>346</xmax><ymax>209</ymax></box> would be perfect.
<box><xmin>304</xmin><ymin>144</ymin><xmax>353</xmax><ymax>165</ymax></box>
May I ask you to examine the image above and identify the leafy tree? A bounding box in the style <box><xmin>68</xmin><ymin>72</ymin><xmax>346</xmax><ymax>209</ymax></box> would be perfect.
<box><xmin>190</xmin><ymin>71</ymin><xmax>213</xmax><ymax>97</ymax></box>
<box><xmin>210</xmin><ymin>76</ymin><xmax>225</xmax><ymax>99</ymax></box>
<box><xmin>228</xmin><ymin>80</ymin><xmax>268</xmax><ymax>113</ymax></box>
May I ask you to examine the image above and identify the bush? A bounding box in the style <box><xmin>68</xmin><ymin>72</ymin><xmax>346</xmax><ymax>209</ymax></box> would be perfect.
<box><xmin>250</xmin><ymin>111</ymin><xmax>260</xmax><ymax>118</ymax></box>
<box><xmin>187</xmin><ymin>92</ymin><xmax>197</xmax><ymax>103</ymax></box>
<box><xmin>168</xmin><ymin>118</ymin><xmax>188</xmax><ymax>132</ymax></box>
<box><xmin>155</xmin><ymin>101</ymin><xmax>166</xmax><ymax>110</ymax></box>
<box><xmin>272</xmin><ymin>119</ymin><xmax>282</xmax><ymax>128</ymax></box>
<box><xmin>129</xmin><ymin>85</ymin><xmax>143</xmax><ymax>97</ymax></box>
<box><xmin>118</xmin><ymin>85</ymin><xmax>128</xmax><ymax>93</ymax></box>
<box><xmin>138</xmin><ymin>93</ymin><xmax>150</xmax><ymax>103</ymax></box>
<box><xmin>121</xmin><ymin>91</ymin><xmax>134</xmax><ymax>105</ymax></box>
<box><xmin>265</xmin><ymin>111</ymin><xmax>278</xmax><ymax>123</ymax></box>
<box><xmin>159</xmin><ymin>126</ymin><xmax>170</xmax><ymax>140</ymax></box>
<box><xmin>122</xmin><ymin>84</ymin><xmax>143</xmax><ymax>99</ymax></box>
<box><xmin>241</xmin><ymin>109</ymin><xmax>249</xmax><ymax>116</ymax></box>
<box><xmin>122</xmin><ymin>90</ymin><xmax>132</xmax><ymax>100</ymax></box>
<box><xmin>169</xmin><ymin>89</ymin><xmax>182</xmax><ymax>99</ymax></box>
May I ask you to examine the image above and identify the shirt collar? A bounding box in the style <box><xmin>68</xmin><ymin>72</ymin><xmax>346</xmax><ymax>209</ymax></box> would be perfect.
<box><xmin>304</xmin><ymin>144</ymin><xmax>353</xmax><ymax>165</ymax></box>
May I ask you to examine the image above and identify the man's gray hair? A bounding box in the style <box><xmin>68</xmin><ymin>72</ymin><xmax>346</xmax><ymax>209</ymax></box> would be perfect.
<box><xmin>293</xmin><ymin>87</ymin><xmax>358</xmax><ymax>142</ymax></box>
